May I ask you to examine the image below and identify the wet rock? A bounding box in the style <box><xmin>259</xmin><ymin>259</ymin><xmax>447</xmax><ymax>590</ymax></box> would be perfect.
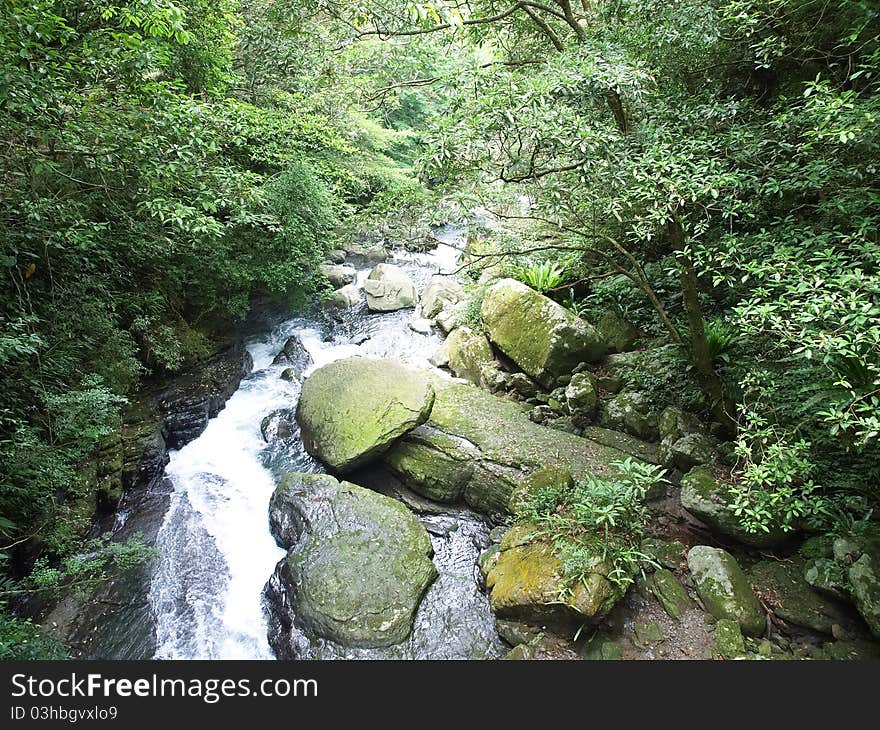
<box><xmin>714</xmin><ymin>618</ymin><xmax>745</xmax><ymax>658</ymax></box>
<box><xmin>157</xmin><ymin>339</ymin><xmax>253</xmax><ymax>450</ymax></box>
<box><xmin>481</xmin><ymin>278</ymin><xmax>606</xmax><ymax>388</ymax></box>
<box><xmin>485</xmin><ymin>524</ymin><xmax>622</xmax><ymax>630</ymax></box>
<box><xmin>280</xmin><ymin>368</ymin><xmax>297</xmax><ymax>381</ymax></box>
<box><xmin>365</xmin><ymin>263</ymin><xmax>418</xmax><ymax>312</ymax></box>
<box><xmin>324</xmin><ymin>284</ymin><xmax>361</xmax><ymax>309</ymax></box>
<box><xmin>600</xmin><ymin>391</ymin><xmax>659</xmax><ymax>441</ymax></box>
<box><xmin>409</xmin><ymin>318</ymin><xmax>432</xmax><ymax>335</ymax></box>
<box><xmin>271</xmin><ymin>334</ymin><xmax>313</xmax><ymax>379</ymax></box>
<box><xmin>687</xmin><ymin>545</ymin><xmax>765</xmax><ymax>636</ymax></box>
<box><xmin>319</xmin><ymin>263</ymin><xmax>357</xmax><ymax>288</ymax></box>
<box><xmin>421</xmin><ymin>276</ymin><xmax>464</xmax><ymax>320</ymax></box>
<box><xmin>445</xmin><ymin>326</ymin><xmax>497</xmax><ymax>387</ymax></box>
<box><xmin>365</xmin><ymin>245</ymin><xmax>389</xmax><ymax>262</ymax></box>
<box><xmin>641</xmin><ymin>538</ymin><xmax>688</xmax><ymax>571</ymax></box>
<box><xmin>266</xmin><ymin>473</ymin><xmax>437</xmax><ymax>648</ymax></box>
<box><xmin>680</xmin><ymin>466</ymin><xmax>789</xmax><ymax>547</ymax></box>
<box><xmin>260</xmin><ymin>409</ymin><xmax>297</xmax><ymax>442</ymax></box>
<box><xmin>296</xmin><ymin>357</ymin><xmax>435</xmax><ymax>472</ymax></box>
<box><xmin>325</xmin><ymin>249</ymin><xmax>347</xmax><ymax>264</ymax></box>
<box><xmin>428</xmin><ymin>339</ymin><xmax>451</xmax><ymax>369</ymax></box>
<box><xmin>597</xmin><ymin>309</ymin><xmax>640</xmax><ymax>353</ymax></box>
<box><xmin>749</xmin><ymin>558</ymin><xmax>849</xmax><ymax>635</ymax></box>
<box><xmin>507</xmin><ymin>373</ymin><xmax>539</xmax><ymax>399</ymax></box>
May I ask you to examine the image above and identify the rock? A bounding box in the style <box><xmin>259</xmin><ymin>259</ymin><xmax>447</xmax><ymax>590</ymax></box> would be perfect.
<box><xmin>266</xmin><ymin>473</ymin><xmax>437</xmax><ymax>648</ymax></box>
<box><xmin>325</xmin><ymin>249</ymin><xmax>347</xmax><ymax>264</ymax></box>
<box><xmin>597</xmin><ymin>309</ymin><xmax>640</xmax><ymax>352</ymax></box>
<box><xmin>582</xmin><ymin>427</ymin><xmax>662</xmax><ymax>465</ymax></box>
<box><xmin>849</xmin><ymin>553</ymin><xmax>880</xmax><ymax>638</ymax></box>
<box><xmin>434</xmin><ymin>307</ymin><xmax>461</xmax><ymax>334</ymax></box>
<box><xmin>648</xmin><ymin>568</ymin><xmax>693</xmax><ymax>620</ymax></box>
<box><xmin>641</xmin><ymin>538</ymin><xmax>688</xmax><ymax>571</ymax></box>
<box><xmin>319</xmin><ymin>263</ymin><xmax>357</xmax><ymax>288</ymax></box>
<box><xmin>364</xmin><ymin>264</ymin><xmax>418</xmax><ymax>312</ymax></box>
<box><xmin>381</xmin><ymin>373</ymin><xmax>638</xmax><ymax>516</ymax></box>
<box><xmin>384</xmin><ymin>425</ymin><xmax>477</xmax><ymax>503</ymax></box>
<box><xmin>600</xmin><ymin>391</ymin><xmax>659</xmax><ymax>441</ymax></box>
<box><xmin>509</xmin><ymin>466</ymin><xmax>574</xmax><ymax>514</ymax></box>
<box><xmin>260</xmin><ymin>409</ymin><xmax>297</xmax><ymax>442</ymax></box>
<box><xmin>582</xmin><ymin>636</ymin><xmax>623</xmax><ymax>660</ymax></box>
<box><xmin>280</xmin><ymin>368</ymin><xmax>297</xmax><ymax>381</ymax></box>
<box><xmin>296</xmin><ymin>357</ymin><xmax>435</xmax><ymax>472</ymax></box>
<box><xmin>445</xmin><ymin>326</ymin><xmax>497</xmax><ymax>387</ymax></box>
<box><xmin>804</xmin><ymin>558</ymin><xmax>850</xmax><ymax>600</ymax></box>
<box><xmin>271</xmin><ymin>334</ymin><xmax>313</xmax><ymax>379</ymax></box>
<box><xmin>749</xmin><ymin>558</ymin><xmax>850</xmax><ymax>635</ymax></box>
<box><xmin>714</xmin><ymin>618</ymin><xmax>745</xmax><ymax>658</ymax></box>
<box><xmin>157</xmin><ymin>339</ymin><xmax>253</xmax><ymax>450</ymax></box>
<box><xmin>495</xmin><ymin>620</ymin><xmax>542</xmax><ymax>647</ymax></box>
<box><xmin>365</xmin><ymin>245</ymin><xmax>389</xmax><ymax>262</ymax></box>
<box><xmin>680</xmin><ymin>466</ymin><xmax>789</xmax><ymax>547</ymax></box>
<box><xmin>485</xmin><ymin>524</ymin><xmax>622</xmax><ymax>629</ymax></box>
<box><xmin>480</xmin><ymin>278</ymin><xmax>606</xmax><ymax>388</ymax></box>
<box><xmin>324</xmin><ymin>284</ymin><xmax>361</xmax><ymax>309</ymax></box>
<box><xmin>409</xmin><ymin>318</ymin><xmax>432</xmax><ymax>335</ymax></box>
<box><xmin>660</xmin><ymin>432</ymin><xmax>716</xmax><ymax>471</ymax></box>
<box><xmin>634</xmin><ymin>621</ymin><xmax>664</xmax><ymax>647</ymax></box>
<box><xmin>421</xmin><ymin>276</ymin><xmax>464</xmax><ymax>319</ymax></box>
<box><xmin>565</xmin><ymin>371</ymin><xmax>598</xmax><ymax>417</ymax></box>
<box><xmin>507</xmin><ymin>373</ymin><xmax>539</xmax><ymax>399</ymax></box>
<box><xmin>428</xmin><ymin>339</ymin><xmax>451</xmax><ymax>369</ymax></box>
<box><xmin>687</xmin><ymin>545</ymin><xmax>765</xmax><ymax>636</ymax></box>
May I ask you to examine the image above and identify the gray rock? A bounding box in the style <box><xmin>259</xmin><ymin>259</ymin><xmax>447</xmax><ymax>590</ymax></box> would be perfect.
<box><xmin>271</xmin><ymin>334</ymin><xmax>313</xmax><ymax>379</ymax></box>
<box><xmin>687</xmin><ymin>545</ymin><xmax>765</xmax><ymax>636</ymax></box>
<box><xmin>324</xmin><ymin>284</ymin><xmax>361</xmax><ymax>309</ymax></box>
<box><xmin>260</xmin><ymin>409</ymin><xmax>297</xmax><ymax>442</ymax></box>
<box><xmin>365</xmin><ymin>264</ymin><xmax>418</xmax><ymax>312</ymax></box>
<box><xmin>421</xmin><ymin>276</ymin><xmax>464</xmax><ymax>319</ymax></box>
<box><xmin>319</xmin><ymin>263</ymin><xmax>357</xmax><ymax>288</ymax></box>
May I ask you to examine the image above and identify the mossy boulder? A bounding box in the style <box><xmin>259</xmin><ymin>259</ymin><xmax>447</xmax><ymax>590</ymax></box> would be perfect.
<box><xmin>648</xmin><ymin>568</ymin><xmax>693</xmax><ymax>620</ymax></box>
<box><xmin>445</xmin><ymin>326</ymin><xmax>497</xmax><ymax>387</ymax></box>
<box><xmin>687</xmin><ymin>545</ymin><xmax>765</xmax><ymax>636</ymax></box>
<box><xmin>714</xmin><ymin>618</ymin><xmax>745</xmax><ymax>658</ymax></box>
<box><xmin>266</xmin><ymin>473</ymin><xmax>437</xmax><ymax>648</ymax></box>
<box><xmin>481</xmin><ymin>278</ymin><xmax>606</xmax><ymax>388</ymax></box>
<box><xmin>680</xmin><ymin>466</ymin><xmax>789</xmax><ymax>548</ymax></box>
<box><xmin>600</xmin><ymin>391</ymin><xmax>659</xmax><ymax>441</ymax></box>
<box><xmin>318</xmin><ymin>263</ymin><xmax>357</xmax><ymax>288</ymax></box>
<box><xmin>565</xmin><ymin>371</ymin><xmax>598</xmax><ymax>417</ymax></box>
<box><xmin>749</xmin><ymin>558</ymin><xmax>850</xmax><ymax>635</ymax></box>
<box><xmin>364</xmin><ymin>263</ymin><xmax>417</xmax><ymax>312</ymax></box>
<box><xmin>485</xmin><ymin>524</ymin><xmax>621</xmax><ymax>629</ymax></box>
<box><xmin>382</xmin><ymin>373</ymin><xmax>637</xmax><ymax>515</ymax></box>
<box><xmin>597</xmin><ymin>309</ymin><xmax>640</xmax><ymax>353</ymax></box>
<box><xmin>850</xmin><ymin>553</ymin><xmax>880</xmax><ymax>638</ymax></box>
<box><xmin>421</xmin><ymin>276</ymin><xmax>463</xmax><ymax>319</ymax></box>
<box><xmin>296</xmin><ymin>357</ymin><xmax>435</xmax><ymax>472</ymax></box>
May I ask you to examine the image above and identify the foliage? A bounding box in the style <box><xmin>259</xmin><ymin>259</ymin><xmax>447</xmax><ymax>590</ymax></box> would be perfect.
<box><xmin>704</xmin><ymin>318</ymin><xmax>738</xmax><ymax>365</ymax></box>
<box><xmin>511</xmin><ymin>260</ymin><xmax>567</xmax><ymax>293</ymax></box>
<box><xmin>516</xmin><ymin>459</ymin><xmax>668</xmax><ymax>590</ymax></box>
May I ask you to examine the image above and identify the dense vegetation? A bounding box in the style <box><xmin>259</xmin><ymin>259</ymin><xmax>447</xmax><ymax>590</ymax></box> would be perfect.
<box><xmin>2</xmin><ymin>0</ymin><xmax>878</xmax><ymax>656</ymax></box>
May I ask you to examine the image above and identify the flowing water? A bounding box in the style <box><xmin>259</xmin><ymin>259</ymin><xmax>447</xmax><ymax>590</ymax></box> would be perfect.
<box><xmin>148</xmin><ymin>226</ymin><xmax>506</xmax><ymax>660</ymax></box>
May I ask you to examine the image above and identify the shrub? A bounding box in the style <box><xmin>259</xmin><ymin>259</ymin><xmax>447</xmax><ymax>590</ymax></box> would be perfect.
<box><xmin>512</xmin><ymin>260</ymin><xmax>567</xmax><ymax>293</ymax></box>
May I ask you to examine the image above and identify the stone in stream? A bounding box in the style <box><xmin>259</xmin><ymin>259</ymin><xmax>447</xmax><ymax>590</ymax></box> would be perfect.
<box><xmin>271</xmin><ymin>333</ymin><xmax>313</xmax><ymax>378</ymax></box>
<box><xmin>260</xmin><ymin>409</ymin><xmax>297</xmax><ymax>442</ymax></box>
<box><xmin>680</xmin><ymin>466</ymin><xmax>791</xmax><ymax>548</ymax></box>
<box><xmin>383</xmin><ymin>372</ymin><xmax>635</xmax><ymax>515</ymax></box>
<box><xmin>265</xmin><ymin>473</ymin><xmax>437</xmax><ymax>648</ymax></box>
<box><xmin>687</xmin><ymin>545</ymin><xmax>765</xmax><ymax>636</ymax></box>
<box><xmin>296</xmin><ymin>357</ymin><xmax>435</xmax><ymax>473</ymax></box>
<box><xmin>444</xmin><ymin>326</ymin><xmax>498</xmax><ymax>387</ymax></box>
<box><xmin>324</xmin><ymin>284</ymin><xmax>361</xmax><ymax>309</ymax></box>
<box><xmin>421</xmin><ymin>275</ymin><xmax>464</xmax><ymax>319</ymax></box>
<box><xmin>319</xmin><ymin>263</ymin><xmax>357</xmax><ymax>288</ymax></box>
<box><xmin>480</xmin><ymin>278</ymin><xmax>606</xmax><ymax>388</ymax></box>
<box><xmin>364</xmin><ymin>263</ymin><xmax>418</xmax><ymax>311</ymax></box>
<box><xmin>325</xmin><ymin>249</ymin><xmax>347</xmax><ymax>264</ymax></box>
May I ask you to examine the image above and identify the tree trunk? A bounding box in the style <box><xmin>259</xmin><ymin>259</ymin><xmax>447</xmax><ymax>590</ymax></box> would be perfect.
<box><xmin>667</xmin><ymin>215</ymin><xmax>734</xmax><ymax>433</ymax></box>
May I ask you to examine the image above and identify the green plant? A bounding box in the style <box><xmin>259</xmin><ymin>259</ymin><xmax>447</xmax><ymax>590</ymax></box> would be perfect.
<box><xmin>516</xmin><ymin>459</ymin><xmax>668</xmax><ymax>590</ymax></box>
<box><xmin>512</xmin><ymin>260</ymin><xmax>567</xmax><ymax>293</ymax></box>
<box><xmin>704</xmin><ymin>317</ymin><xmax>738</xmax><ymax>364</ymax></box>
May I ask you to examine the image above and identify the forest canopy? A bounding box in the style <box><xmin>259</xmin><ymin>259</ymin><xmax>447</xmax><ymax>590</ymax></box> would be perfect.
<box><xmin>1</xmin><ymin>0</ymin><xmax>879</xmax><ymax>656</ymax></box>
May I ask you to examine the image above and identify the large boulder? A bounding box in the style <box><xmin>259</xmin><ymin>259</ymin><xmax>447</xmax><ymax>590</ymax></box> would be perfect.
<box><xmin>319</xmin><ymin>263</ymin><xmax>357</xmax><ymax>288</ymax></box>
<box><xmin>266</xmin><ymin>473</ymin><xmax>437</xmax><ymax>648</ymax></box>
<box><xmin>480</xmin><ymin>278</ymin><xmax>606</xmax><ymax>388</ymax></box>
<box><xmin>680</xmin><ymin>466</ymin><xmax>789</xmax><ymax>547</ymax></box>
<box><xmin>484</xmin><ymin>524</ymin><xmax>621</xmax><ymax>629</ymax></box>
<box><xmin>382</xmin><ymin>373</ymin><xmax>634</xmax><ymax>515</ymax></box>
<box><xmin>445</xmin><ymin>326</ymin><xmax>498</xmax><ymax>387</ymax></box>
<box><xmin>421</xmin><ymin>276</ymin><xmax>464</xmax><ymax>319</ymax></box>
<box><xmin>849</xmin><ymin>553</ymin><xmax>880</xmax><ymax>639</ymax></box>
<box><xmin>271</xmin><ymin>334</ymin><xmax>313</xmax><ymax>378</ymax></box>
<box><xmin>687</xmin><ymin>545</ymin><xmax>765</xmax><ymax>636</ymax></box>
<box><xmin>364</xmin><ymin>264</ymin><xmax>418</xmax><ymax>312</ymax></box>
<box><xmin>324</xmin><ymin>284</ymin><xmax>361</xmax><ymax>309</ymax></box>
<box><xmin>597</xmin><ymin>309</ymin><xmax>640</xmax><ymax>353</ymax></box>
<box><xmin>296</xmin><ymin>357</ymin><xmax>435</xmax><ymax>472</ymax></box>
<box><xmin>600</xmin><ymin>391</ymin><xmax>659</xmax><ymax>441</ymax></box>
<box><xmin>749</xmin><ymin>558</ymin><xmax>850</xmax><ymax>635</ymax></box>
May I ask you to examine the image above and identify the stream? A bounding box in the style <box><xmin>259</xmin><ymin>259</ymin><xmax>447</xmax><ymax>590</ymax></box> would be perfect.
<box><xmin>147</xmin><ymin>226</ymin><xmax>506</xmax><ymax>660</ymax></box>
